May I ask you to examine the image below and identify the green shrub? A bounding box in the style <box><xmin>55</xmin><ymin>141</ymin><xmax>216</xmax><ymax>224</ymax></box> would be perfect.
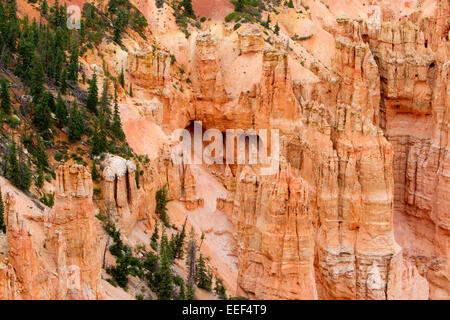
<box><xmin>156</xmin><ymin>186</ymin><xmax>169</xmax><ymax>227</ymax></box>
<box><xmin>7</xmin><ymin>116</ymin><xmax>20</xmax><ymax>128</ymax></box>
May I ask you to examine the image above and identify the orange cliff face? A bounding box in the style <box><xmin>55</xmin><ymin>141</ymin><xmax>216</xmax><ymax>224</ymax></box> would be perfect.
<box><xmin>366</xmin><ymin>0</ymin><xmax>450</xmax><ymax>299</ymax></box>
<box><xmin>0</xmin><ymin>0</ymin><xmax>448</xmax><ymax>300</ymax></box>
<box><xmin>0</xmin><ymin>165</ymin><xmax>100</xmax><ymax>300</ymax></box>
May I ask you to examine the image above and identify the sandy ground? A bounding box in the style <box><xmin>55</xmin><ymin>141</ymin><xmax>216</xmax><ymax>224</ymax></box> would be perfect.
<box><xmin>120</xmin><ymin>96</ymin><xmax>167</xmax><ymax>160</ymax></box>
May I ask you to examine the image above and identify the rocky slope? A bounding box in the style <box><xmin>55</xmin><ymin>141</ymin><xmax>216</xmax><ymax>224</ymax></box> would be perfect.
<box><xmin>0</xmin><ymin>0</ymin><xmax>448</xmax><ymax>299</ymax></box>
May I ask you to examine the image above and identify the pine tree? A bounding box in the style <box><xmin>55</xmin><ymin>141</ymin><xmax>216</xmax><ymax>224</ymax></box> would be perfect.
<box><xmin>118</xmin><ymin>67</ymin><xmax>124</xmax><ymax>88</ymax></box>
<box><xmin>186</xmin><ymin>228</ymin><xmax>196</xmax><ymax>286</ymax></box>
<box><xmin>181</xmin><ymin>0</ymin><xmax>195</xmax><ymax>18</ymax></box>
<box><xmin>186</xmin><ymin>282</ymin><xmax>195</xmax><ymax>300</ymax></box>
<box><xmin>160</xmin><ymin>228</ymin><xmax>173</xmax><ymax>262</ymax></box>
<box><xmin>172</xmin><ymin>217</ymin><xmax>187</xmax><ymax>260</ymax></box>
<box><xmin>34</xmin><ymin>134</ymin><xmax>48</xmax><ymax>170</ymax></box>
<box><xmin>196</xmin><ymin>254</ymin><xmax>212</xmax><ymax>291</ymax></box>
<box><xmin>36</xmin><ymin>164</ymin><xmax>44</xmax><ymax>188</ymax></box>
<box><xmin>30</xmin><ymin>55</ymin><xmax>45</xmax><ymax>100</ymax></box>
<box><xmin>68</xmin><ymin>43</ymin><xmax>79</xmax><ymax>81</ymax></box>
<box><xmin>178</xmin><ymin>281</ymin><xmax>186</xmax><ymax>300</ymax></box>
<box><xmin>60</xmin><ymin>69</ymin><xmax>68</xmax><ymax>94</ymax></box>
<box><xmin>15</xmin><ymin>34</ymin><xmax>35</xmax><ymax>82</ymax></box>
<box><xmin>199</xmin><ymin>231</ymin><xmax>205</xmax><ymax>250</ymax></box>
<box><xmin>129</xmin><ymin>83</ymin><xmax>133</xmax><ymax>97</ymax></box>
<box><xmin>53</xmin><ymin>47</ymin><xmax>64</xmax><ymax>84</ymax></box>
<box><xmin>99</xmin><ymin>77</ymin><xmax>111</xmax><ymax>127</ymax></box>
<box><xmin>68</xmin><ymin>100</ymin><xmax>84</xmax><ymax>142</ymax></box>
<box><xmin>214</xmin><ymin>276</ymin><xmax>227</xmax><ymax>299</ymax></box>
<box><xmin>274</xmin><ymin>22</ymin><xmax>280</xmax><ymax>35</ymax></box>
<box><xmin>155</xmin><ymin>186</ymin><xmax>169</xmax><ymax>227</ymax></box>
<box><xmin>0</xmin><ymin>77</ymin><xmax>11</xmax><ymax>115</ymax></box>
<box><xmin>86</xmin><ymin>73</ymin><xmax>98</xmax><ymax>113</ymax></box>
<box><xmin>287</xmin><ymin>0</ymin><xmax>294</xmax><ymax>8</ymax></box>
<box><xmin>234</xmin><ymin>0</ymin><xmax>244</xmax><ymax>12</ymax></box>
<box><xmin>40</xmin><ymin>0</ymin><xmax>48</xmax><ymax>15</ymax></box>
<box><xmin>55</xmin><ymin>92</ymin><xmax>68</xmax><ymax>127</ymax></box>
<box><xmin>6</xmin><ymin>138</ymin><xmax>21</xmax><ymax>188</ymax></box>
<box><xmin>111</xmin><ymin>86</ymin><xmax>125</xmax><ymax>140</ymax></box>
<box><xmin>1</xmin><ymin>0</ymin><xmax>19</xmax><ymax>53</ymax></box>
<box><xmin>7</xmin><ymin>138</ymin><xmax>32</xmax><ymax>192</ymax></box>
<box><xmin>20</xmin><ymin>154</ymin><xmax>32</xmax><ymax>191</ymax></box>
<box><xmin>0</xmin><ymin>189</ymin><xmax>6</xmax><ymax>233</ymax></box>
<box><xmin>91</xmin><ymin>116</ymin><xmax>107</xmax><ymax>156</ymax></box>
<box><xmin>135</xmin><ymin>163</ymin><xmax>140</xmax><ymax>188</ymax></box>
<box><xmin>155</xmin><ymin>229</ymin><xmax>174</xmax><ymax>300</ymax></box>
<box><xmin>33</xmin><ymin>93</ymin><xmax>52</xmax><ymax>133</ymax></box>
<box><xmin>150</xmin><ymin>220</ymin><xmax>159</xmax><ymax>251</ymax></box>
<box><xmin>91</xmin><ymin>159</ymin><xmax>100</xmax><ymax>181</ymax></box>
<box><xmin>113</xmin><ymin>10</ymin><xmax>126</xmax><ymax>45</ymax></box>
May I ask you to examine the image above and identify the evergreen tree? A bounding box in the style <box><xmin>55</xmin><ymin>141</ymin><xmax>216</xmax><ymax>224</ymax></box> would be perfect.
<box><xmin>68</xmin><ymin>43</ymin><xmax>79</xmax><ymax>81</ymax></box>
<box><xmin>0</xmin><ymin>77</ymin><xmax>11</xmax><ymax>115</ymax></box>
<box><xmin>0</xmin><ymin>0</ymin><xmax>20</xmax><ymax>52</ymax></box>
<box><xmin>181</xmin><ymin>0</ymin><xmax>195</xmax><ymax>19</ymax></box>
<box><xmin>196</xmin><ymin>254</ymin><xmax>212</xmax><ymax>291</ymax></box>
<box><xmin>234</xmin><ymin>0</ymin><xmax>244</xmax><ymax>12</ymax></box>
<box><xmin>6</xmin><ymin>138</ymin><xmax>21</xmax><ymax>188</ymax></box>
<box><xmin>30</xmin><ymin>55</ymin><xmax>45</xmax><ymax>101</ymax></box>
<box><xmin>155</xmin><ymin>186</ymin><xmax>169</xmax><ymax>227</ymax></box>
<box><xmin>79</xmin><ymin>19</ymin><xmax>86</xmax><ymax>43</ymax></box>
<box><xmin>150</xmin><ymin>220</ymin><xmax>159</xmax><ymax>251</ymax></box>
<box><xmin>274</xmin><ymin>22</ymin><xmax>280</xmax><ymax>35</ymax></box>
<box><xmin>91</xmin><ymin>159</ymin><xmax>100</xmax><ymax>181</ymax></box>
<box><xmin>199</xmin><ymin>231</ymin><xmax>205</xmax><ymax>250</ymax></box>
<box><xmin>60</xmin><ymin>69</ymin><xmax>68</xmax><ymax>94</ymax></box>
<box><xmin>86</xmin><ymin>73</ymin><xmax>98</xmax><ymax>113</ymax></box>
<box><xmin>111</xmin><ymin>86</ymin><xmax>125</xmax><ymax>140</ymax></box>
<box><xmin>15</xmin><ymin>33</ymin><xmax>35</xmax><ymax>82</ymax></box>
<box><xmin>91</xmin><ymin>116</ymin><xmax>107</xmax><ymax>155</ymax></box>
<box><xmin>135</xmin><ymin>163</ymin><xmax>140</xmax><ymax>188</ymax></box>
<box><xmin>186</xmin><ymin>282</ymin><xmax>195</xmax><ymax>300</ymax></box>
<box><xmin>36</xmin><ymin>164</ymin><xmax>44</xmax><ymax>188</ymax></box>
<box><xmin>34</xmin><ymin>134</ymin><xmax>48</xmax><ymax>170</ymax></box>
<box><xmin>178</xmin><ymin>281</ymin><xmax>186</xmax><ymax>300</ymax></box>
<box><xmin>171</xmin><ymin>217</ymin><xmax>187</xmax><ymax>260</ymax></box>
<box><xmin>99</xmin><ymin>77</ymin><xmax>111</xmax><ymax>126</ymax></box>
<box><xmin>159</xmin><ymin>228</ymin><xmax>173</xmax><ymax>262</ymax></box>
<box><xmin>7</xmin><ymin>138</ymin><xmax>32</xmax><ymax>192</ymax></box>
<box><xmin>214</xmin><ymin>276</ymin><xmax>227</xmax><ymax>299</ymax></box>
<box><xmin>20</xmin><ymin>154</ymin><xmax>32</xmax><ymax>191</ymax></box>
<box><xmin>0</xmin><ymin>189</ymin><xmax>5</xmax><ymax>233</ymax></box>
<box><xmin>129</xmin><ymin>83</ymin><xmax>133</xmax><ymax>97</ymax></box>
<box><xmin>53</xmin><ymin>46</ymin><xmax>64</xmax><ymax>84</ymax></box>
<box><xmin>40</xmin><ymin>0</ymin><xmax>48</xmax><ymax>15</ymax></box>
<box><xmin>55</xmin><ymin>92</ymin><xmax>68</xmax><ymax>127</ymax></box>
<box><xmin>113</xmin><ymin>10</ymin><xmax>127</xmax><ymax>44</ymax></box>
<box><xmin>287</xmin><ymin>0</ymin><xmax>294</xmax><ymax>8</ymax></box>
<box><xmin>155</xmin><ymin>229</ymin><xmax>174</xmax><ymax>300</ymax></box>
<box><xmin>33</xmin><ymin>93</ymin><xmax>52</xmax><ymax>133</ymax></box>
<box><xmin>186</xmin><ymin>228</ymin><xmax>196</xmax><ymax>286</ymax></box>
<box><xmin>68</xmin><ymin>100</ymin><xmax>84</xmax><ymax>142</ymax></box>
<box><xmin>118</xmin><ymin>67</ymin><xmax>124</xmax><ymax>88</ymax></box>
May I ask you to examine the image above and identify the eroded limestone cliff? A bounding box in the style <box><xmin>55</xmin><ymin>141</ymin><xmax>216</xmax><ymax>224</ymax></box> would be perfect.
<box><xmin>0</xmin><ymin>0</ymin><xmax>448</xmax><ymax>300</ymax></box>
